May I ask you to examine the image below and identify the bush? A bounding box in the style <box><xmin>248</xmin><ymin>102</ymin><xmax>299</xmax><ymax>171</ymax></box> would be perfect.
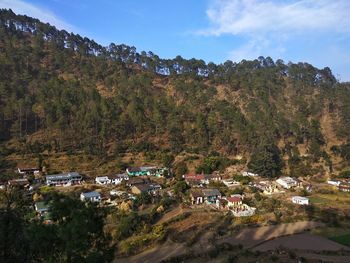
<box><xmin>339</xmin><ymin>170</ymin><xmax>350</xmax><ymax>179</ymax></box>
<box><xmin>117</xmin><ymin>225</ymin><xmax>166</xmax><ymax>256</ymax></box>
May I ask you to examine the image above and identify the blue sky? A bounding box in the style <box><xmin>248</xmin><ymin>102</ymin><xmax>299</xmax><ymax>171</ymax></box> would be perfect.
<box><xmin>1</xmin><ymin>0</ymin><xmax>350</xmax><ymax>81</ymax></box>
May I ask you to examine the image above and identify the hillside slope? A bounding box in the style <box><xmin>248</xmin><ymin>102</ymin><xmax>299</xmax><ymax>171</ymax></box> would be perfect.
<box><xmin>0</xmin><ymin>9</ymin><xmax>350</xmax><ymax>177</ymax></box>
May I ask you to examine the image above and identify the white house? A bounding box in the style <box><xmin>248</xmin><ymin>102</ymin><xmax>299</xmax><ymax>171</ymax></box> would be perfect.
<box><xmin>46</xmin><ymin>172</ymin><xmax>82</xmax><ymax>186</ymax></box>
<box><xmin>222</xmin><ymin>179</ymin><xmax>240</xmax><ymax>187</ymax></box>
<box><xmin>109</xmin><ymin>174</ymin><xmax>129</xmax><ymax>184</ymax></box>
<box><xmin>242</xmin><ymin>171</ymin><xmax>258</xmax><ymax>177</ymax></box>
<box><xmin>291</xmin><ymin>196</ymin><xmax>309</xmax><ymax>205</ymax></box>
<box><xmin>95</xmin><ymin>176</ymin><xmax>111</xmax><ymax>185</ymax></box>
<box><xmin>110</xmin><ymin>189</ymin><xmax>126</xmax><ymax>196</ymax></box>
<box><xmin>226</xmin><ymin>196</ymin><xmax>243</xmax><ymax>208</ymax></box>
<box><xmin>327</xmin><ymin>180</ymin><xmax>341</xmax><ymax>186</ymax></box>
<box><xmin>18</xmin><ymin>166</ymin><xmax>40</xmax><ymax>175</ymax></box>
<box><xmin>276</xmin><ymin>177</ymin><xmax>299</xmax><ymax>189</ymax></box>
<box><xmin>80</xmin><ymin>191</ymin><xmax>101</xmax><ymax>202</ymax></box>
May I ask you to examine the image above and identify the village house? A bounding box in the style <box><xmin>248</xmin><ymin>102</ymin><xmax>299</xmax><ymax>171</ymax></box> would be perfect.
<box><xmin>291</xmin><ymin>196</ymin><xmax>309</xmax><ymax>205</ymax></box>
<box><xmin>262</xmin><ymin>183</ymin><xmax>282</xmax><ymax>195</ymax></box>
<box><xmin>222</xmin><ymin>179</ymin><xmax>240</xmax><ymax>187</ymax></box>
<box><xmin>34</xmin><ymin>201</ymin><xmax>50</xmax><ymax>215</ymax></box>
<box><xmin>110</xmin><ymin>189</ymin><xmax>127</xmax><ymax>197</ymax></box>
<box><xmin>126</xmin><ymin>177</ymin><xmax>150</xmax><ymax>187</ymax></box>
<box><xmin>126</xmin><ymin>166</ymin><xmax>168</xmax><ymax>177</ymax></box>
<box><xmin>190</xmin><ymin>189</ymin><xmax>204</xmax><ymax>205</ymax></box>
<box><xmin>109</xmin><ymin>173</ymin><xmax>129</xmax><ymax>184</ymax></box>
<box><xmin>131</xmin><ymin>183</ymin><xmax>162</xmax><ymax>195</ymax></box>
<box><xmin>46</xmin><ymin>172</ymin><xmax>82</xmax><ymax>186</ymax></box>
<box><xmin>327</xmin><ymin>180</ymin><xmax>342</xmax><ymax>186</ymax></box>
<box><xmin>34</xmin><ymin>201</ymin><xmax>51</xmax><ymax>221</ymax></box>
<box><xmin>17</xmin><ymin>166</ymin><xmax>40</xmax><ymax>176</ymax></box>
<box><xmin>276</xmin><ymin>176</ymin><xmax>300</xmax><ymax>189</ymax></box>
<box><xmin>95</xmin><ymin>176</ymin><xmax>111</xmax><ymax>185</ymax></box>
<box><xmin>183</xmin><ymin>172</ymin><xmax>205</xmax><ymax>187</ymax></box>
<box><xmin>226</xmin><ymin>195</ymin><xmax>243</xmax><ymax>208</ymax></box>
<box><xmin>202</xmin><ymin>188</ymin><xmax>222</xmax><ymax>204</ymax></box>
<box><xmin>80</xmin><ymin>191</ymin><xmax>101</xmax><ymax>202</ymax></box>
<box><xmin>210</xmin><ymin>172</ymin><xmax>223</xmax><ymax>181</ymax></box>
<box><xmin>183</xmin><ymin>172</ymin><xmax>222</xmax><ymax>187</ymax></box>
<box><xmin>252</xmin><ymin>180</ymin><xmax>282</xmax><ymax>194</ymax></box>
<box><xmin>8</xmin><ymin>178</ymin><xmax>29</xmax><ymax>188</ymax></box>
<box><xmin>242</xmin><ymin>171</ymin><xmax>259</xmax><ymax>177</ymax></box>
<box><xmin>338</xmin><ymin>183</ymin><xmax>350</xmax><ymax>192</ymax></box>
<box><xmin>216</xmin><ymin>194</ymin><xmax>256</xmax><ymax>216</ymax></box>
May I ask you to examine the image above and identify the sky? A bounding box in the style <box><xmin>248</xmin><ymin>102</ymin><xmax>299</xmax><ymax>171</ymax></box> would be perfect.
<box><xmin>1</xmin><ymin>0</ymin><xmax>350</xmax><ymax>81</ymax></box>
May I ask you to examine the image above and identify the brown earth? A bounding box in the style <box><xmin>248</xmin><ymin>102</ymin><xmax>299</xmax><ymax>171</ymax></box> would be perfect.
<box><xmin>217</xmin><ymin>221</ymin><xmax>324</xmax><ymax>248</ymax></box>
<box><xmin>298</xmin><ymin>252</ymin><xmax>350</xmax><ymax>263</ymax></box>
<box><xmin>115</xmin><ymin>240</ymin><xmax>186</xmax><ymax>263</ymax></box>
<box><xmin>253</xmin><ymin>232</ymin><xmax>349</xmax><ymax>251</ymax></box>
<box><xmin>156</xmin><ymin>205</ymin><xmax>185</xmax><ymax>225</ymax></box>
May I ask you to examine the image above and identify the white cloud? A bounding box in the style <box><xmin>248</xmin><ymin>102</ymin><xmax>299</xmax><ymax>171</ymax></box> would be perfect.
<box><xmin>201</xmin><ymin>0</ymin><xmax>350</xmax><ymax>36</ymax></box>
<box><xmin>0</xmin><ymin>0</ymin><xmax>77</xmax><ymax>32</ymax></box>
<box><xmin>197</xmin><ymin>0</ymin><xmax>350</xmax><ymax>81</ymax></box>
<box><xmin>227</xmin><ymin>36</ymin><xmax>286</xmax><ymax>61</ymax></box>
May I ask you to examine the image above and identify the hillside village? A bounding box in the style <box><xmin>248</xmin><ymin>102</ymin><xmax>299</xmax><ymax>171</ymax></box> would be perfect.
<box><xmin>3</xmin><ymin>163</ymin><xmax>350</xmax><ymax>224</ymax></box>
<box><xmin>1</xmin><ymin>8</ymin><xmax>350</xmax><ymax>262</ymax></box>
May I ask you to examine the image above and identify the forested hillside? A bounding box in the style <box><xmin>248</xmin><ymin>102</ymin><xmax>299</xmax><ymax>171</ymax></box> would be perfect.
<box><xmin>1</xmin><ymin>9</ymin><xmax>350</xmax><ymax>177</ymax></box>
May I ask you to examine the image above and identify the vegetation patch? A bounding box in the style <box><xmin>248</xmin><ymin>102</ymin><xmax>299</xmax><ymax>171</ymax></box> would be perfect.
<box><xmin>329</xmin><ymin>234</ymin><xmax>350</xmax><ymax>247</ymax></box>
<box><xmin>117</xmin><ymin>225</ymin><xmax>167</xmax><ymax>256</ymax></box>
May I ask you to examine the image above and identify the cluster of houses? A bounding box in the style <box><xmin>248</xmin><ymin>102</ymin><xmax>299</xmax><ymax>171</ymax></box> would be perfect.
<box><xmin>182</xmin><ymin>171</ymin><xmax>257</xmax><ymax>217</ymax></box>
<box><xmin>6</xmin><ymin>163</ymin><xmax>350</xmax><ymax>222</ymax></box>
<box><xmin>182</xmin><ymin>171</ymin><xmax>222</xmax><ymax>187</ymax></box>
<box><xmin>189</xmin><ymin>187</ymin><xmax>256</xmax><ymax>216</ymax></box>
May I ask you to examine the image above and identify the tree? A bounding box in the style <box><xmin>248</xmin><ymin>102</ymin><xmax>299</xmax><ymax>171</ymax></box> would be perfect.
<box><xmin>27</xmin><ymin>194</ymin><xmax>113</xmax><ymax>262</ymax></box>
<box><xmin>173</xmin><ymin>161</ymin><xmax>188</xmax><ymax>179</ymax></box>
<box><xmin>248</xmin><ymin>143</ymin><xmax>282</xmax><ymax>178</ymax></box>
<box><xmin>161</xmin><ymin>153</ymin><xmax>174</xmax><ymax>168</ymax></box>
<box><xmin>173</xmin><ymin>181</ymin><xmax>188</xmax><ymax>195</ymax></box>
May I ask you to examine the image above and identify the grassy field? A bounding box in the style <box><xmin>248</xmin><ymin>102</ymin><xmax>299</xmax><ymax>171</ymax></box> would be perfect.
<box><xmin>308</xmin><ymin>196</ymin><xmax>328</xmax><ymax>204</ymax></box>
<box><xmin>312</xmin><ymin>227</ymin><xmax>350</xmax><ymax>247</ymax></box>
<box><xmin>330</xmin><ymin>234</ymin><xmax>350</xmax><ymax>247</ymax></box>
<box><xmin>308</xmin><ymin>191</ymin><xmax>350</xmax><ymax>209</ymax></box>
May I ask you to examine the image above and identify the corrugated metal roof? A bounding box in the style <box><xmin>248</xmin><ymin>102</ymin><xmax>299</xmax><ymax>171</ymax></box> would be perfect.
<box><xmin>46</xmin><ymin>172</ymin><xmax>81</xmax><ymax>180</ymax></box>
<box><xmin>81</xmin><ymin>191</ymin><xmax>100</xmax><ymax>198</ymax></box>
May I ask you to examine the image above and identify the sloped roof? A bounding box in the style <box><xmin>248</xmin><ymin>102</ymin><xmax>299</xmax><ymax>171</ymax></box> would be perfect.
<box><xmin>190</xmin><ymin>189</ymin><xmax>203</xmax><ymax>198</ymax></box>
<box><xmin>81</xmin><ymin>191</ymin><xmax>100</xmax><ymax>198</ymax></box>
<box><xmin>202</xmin><ymin>188</ymin><xmax>221</xmax><ymax>197</ymax></box>
<box><xmin>35</xmin><ymin>201</ymin><xmax>50</xmax><ymax>212</ymax></box>
<box><xmin>109</xmin><ymin>173</ymin><xmax>129</xmax><ymax>179</ymax></box>
<box><xmin>133</xmin><ymin>183</ymin><xmax>152</xmax><ymax>192</ymax></box>
<box><xmin>46</xmin><ymin>172</ymin><xmax>81</xmax><ymax>180</ymax></box>
<box><xmin>227</xmin><ymin>196</ymin><xmax>241</xmax><ymax>203</ymax></box>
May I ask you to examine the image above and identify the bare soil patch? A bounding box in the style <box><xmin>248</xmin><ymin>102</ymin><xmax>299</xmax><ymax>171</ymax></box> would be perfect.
<box><xmin>218</xmin><ymin>221</ymin><xmax>324</xmax><ymax>248</ymax></box>
<box><xmin>115</xmin><ymin>240</ymin><xmax>186</xmax><ymax>263</ymax></box>
<box><xmin>253</xmin><ymin>232</ymin><xmax>349</xmax><ymax>251</ymax></box>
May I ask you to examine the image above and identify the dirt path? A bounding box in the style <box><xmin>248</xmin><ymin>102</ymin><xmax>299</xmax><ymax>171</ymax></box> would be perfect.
<box><xmin>253</xmin><ymin>232</ymin><xmax>349</xmax><ymax>251</ymax></box>
<box><xmin>218</xmin><ymin>221</ymin><xmax>324</xmax><ymax>248</ymax></box>
<box><xmin>115</xmin><ymin>240</ymin><xmax>186</xmax><ymax>263</ymax></box>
